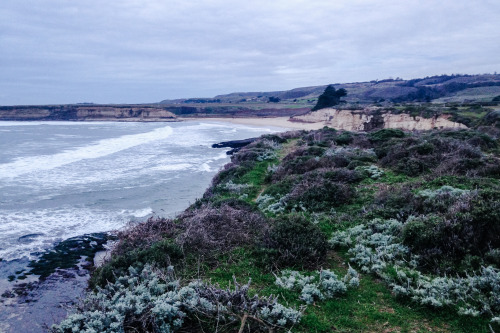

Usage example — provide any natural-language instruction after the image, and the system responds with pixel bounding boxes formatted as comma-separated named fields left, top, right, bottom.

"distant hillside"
left=160, top=73, right=500, bottom=105
left=2, top=73, right=500, bottom=122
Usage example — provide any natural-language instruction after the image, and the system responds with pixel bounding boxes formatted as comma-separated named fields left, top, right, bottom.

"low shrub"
left=368, top=129, right=405, bottom=143
left=261, top=215, right=328, bottom=269
left=372, top=185, right=417, bottom=219
left=410, top=142, right=435, bottom=155
left=56, top=265, right=302, bottom=333
left=335, top=132, right=353, bottom=145
left=90, top=239, right=184, bottom=289
left=400, top=190, right=500, bottom=273
left=287, top=177, right=353, bottom=212
left=209, top=162, right=254, bottom=190
left=302, top=127, right=338, bottom=146
left=113, top=217, right=179, bottom=256
left=260, top=134, right=288, bottom=144
left=275, top=267, right=359, bottom=304
left=322, top=168, right=364, bottom=183
left=355, top=165, right=384, bottom=179
left=481, top=110, right=500, bottom=128
left=415, top=185, right=470, bottom=214
left=304, top=146, right=326, bottom=156
left=401, top=214, right=445, bottom=265
left=396, top=157, right=429, bottom=176
left=176, top=203, right=268, bottom=259
left=264, top=176, right=297, bottom=197
left=434, top=129, right=497, bottom=149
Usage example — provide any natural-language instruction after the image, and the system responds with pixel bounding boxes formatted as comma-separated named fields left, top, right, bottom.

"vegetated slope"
left=53, top=124, right=500, bottom=332
left=3, top=74, right=499, bottom=122
left=160, top=73, right=500, bottom=105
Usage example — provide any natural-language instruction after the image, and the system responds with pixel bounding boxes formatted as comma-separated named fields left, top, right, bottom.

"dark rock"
left=212, top=138, right=257, bottom=155
left=28, top=233, right=111, bottom=278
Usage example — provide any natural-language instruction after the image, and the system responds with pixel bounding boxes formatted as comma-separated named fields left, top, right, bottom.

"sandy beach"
left=179, top=116, right=326, bottom=130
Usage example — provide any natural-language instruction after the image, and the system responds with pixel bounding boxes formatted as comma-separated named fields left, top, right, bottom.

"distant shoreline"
left=180, top=116, right=326, bottom=130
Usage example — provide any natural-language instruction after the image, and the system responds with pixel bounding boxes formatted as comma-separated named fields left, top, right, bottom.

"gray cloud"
left=1, top=0, right=499, bottom=104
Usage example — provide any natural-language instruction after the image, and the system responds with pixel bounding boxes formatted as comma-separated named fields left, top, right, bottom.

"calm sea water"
left=0, top=120, right=283, bottom=262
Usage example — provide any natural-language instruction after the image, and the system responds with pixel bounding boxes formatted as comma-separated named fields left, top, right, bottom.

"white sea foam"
left=0, top=207, right=130, bottom=260
left=0, top=125, right=173, bottom=179
left=152, top=163, right=193, bottom=172
left=0, top=121, right=110, bottom=127
left=119, top=207, right=153, bottom=218
left=0, top=121, right=280, bottom=262
left=199, top=163, right=212, bottom=172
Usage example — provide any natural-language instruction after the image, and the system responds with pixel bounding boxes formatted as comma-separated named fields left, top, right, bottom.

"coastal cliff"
left=50, top=126, right=500, bottom=333
left=0, top=105, right=178, bottom=121
left=0, top=104, right=309, bottom=121
left=290, top=107, right=466, bottom=131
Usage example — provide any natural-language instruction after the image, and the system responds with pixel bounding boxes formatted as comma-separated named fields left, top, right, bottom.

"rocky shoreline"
left=211, top=137, right=258, bottom=154
left=0, top=233, right=112, bottom=333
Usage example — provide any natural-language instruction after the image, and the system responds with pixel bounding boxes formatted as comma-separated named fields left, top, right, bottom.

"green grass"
left=426, top=175, right=500, bottom=190
left=194, top=245, right=493, bottom=333
left=459, top=110, right=488, bottom=119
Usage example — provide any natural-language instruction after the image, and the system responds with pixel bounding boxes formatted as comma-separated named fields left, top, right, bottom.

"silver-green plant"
left=330, top=218, right=500, bottom=322
left=52, top=265, right=302, bottom=333
left=417, top=185, right=469, bottom=199
left=355, top=165, right=384, bottom=179
left=255, top=139, right=281, bottom=161
left=255, top=193, right=288, bottom=214
left=274, top=267, right=359, bottom=305
left=219, top=180, right=252, bottom=193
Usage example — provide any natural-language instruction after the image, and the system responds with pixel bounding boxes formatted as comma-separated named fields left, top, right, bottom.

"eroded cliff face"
left=381, top=113, right=465, bottom=130
left=75, top=107, right=177, bottom=121
left=290, top=108, right=466, bottom=131
left=290, top=109, right=372, bottom=131
left=0, top=106, right=177, bottom=121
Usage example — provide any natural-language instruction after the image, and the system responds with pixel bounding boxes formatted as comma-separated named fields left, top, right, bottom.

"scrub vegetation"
left=53, top=123, right=500, bottom=332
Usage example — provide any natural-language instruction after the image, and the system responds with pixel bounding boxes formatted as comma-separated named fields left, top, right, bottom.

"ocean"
left=0, top=120, right=283, bottom=262
left=0, top=120, right=287, bottom=332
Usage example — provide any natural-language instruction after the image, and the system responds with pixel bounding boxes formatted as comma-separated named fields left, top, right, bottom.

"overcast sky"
left=1, top=0, right=499, bottom=105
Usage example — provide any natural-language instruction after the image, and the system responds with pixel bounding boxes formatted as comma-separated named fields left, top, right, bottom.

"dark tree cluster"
left=311, top=85, right=347, bottom=111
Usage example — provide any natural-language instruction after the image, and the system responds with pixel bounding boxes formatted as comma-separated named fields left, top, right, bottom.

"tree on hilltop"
left=312, top=85, right=347, bottom=111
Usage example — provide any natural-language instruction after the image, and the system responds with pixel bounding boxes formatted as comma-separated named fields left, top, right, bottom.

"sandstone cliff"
left=75, top=107, right=177, bottom=121
left=0, top=106, right=177, bottom=121
left=290, top=108, right=466, bottom=131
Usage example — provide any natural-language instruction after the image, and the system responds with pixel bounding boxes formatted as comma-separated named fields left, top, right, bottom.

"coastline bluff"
left=289, top=107, right=466, bottom=131
left=0, top=105, right=178, bottom=121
